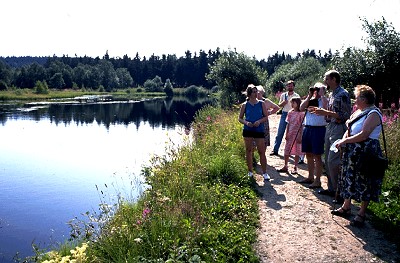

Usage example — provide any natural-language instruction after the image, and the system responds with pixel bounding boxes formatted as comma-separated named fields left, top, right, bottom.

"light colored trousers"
left=324, top=122, right=347, bottom=192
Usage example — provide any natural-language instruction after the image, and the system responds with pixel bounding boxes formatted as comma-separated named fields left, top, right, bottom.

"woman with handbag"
left=331, top=85, right=385, bottom=227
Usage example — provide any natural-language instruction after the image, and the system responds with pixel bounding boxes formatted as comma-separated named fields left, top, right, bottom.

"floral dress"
left=284, top=110, right=304, bottom=156
left=339, top=139, right=383, bottom=202
left=263, top=117, right=270, bottom=146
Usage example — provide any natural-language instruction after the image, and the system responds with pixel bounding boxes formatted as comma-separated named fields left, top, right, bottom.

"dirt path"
left=253, top=114, right=400, bottom=263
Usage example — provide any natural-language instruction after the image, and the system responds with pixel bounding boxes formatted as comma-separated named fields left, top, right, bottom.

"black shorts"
left=243, top=129, right=264, bottom=138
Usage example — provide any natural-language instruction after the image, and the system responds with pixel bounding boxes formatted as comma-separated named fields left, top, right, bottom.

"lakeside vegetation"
left=29, top=106, right=261, bottom=262
left=8, top=17, right=400, bottom=262
left=0, top=87, right=161, bottom=101
left=23, top=104, right=400, bottom=263
left=0, top=86, right=212, bottom=102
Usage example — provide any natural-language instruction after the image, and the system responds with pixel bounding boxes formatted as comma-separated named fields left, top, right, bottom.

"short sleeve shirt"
left=326, top=86, right=351, bottom=124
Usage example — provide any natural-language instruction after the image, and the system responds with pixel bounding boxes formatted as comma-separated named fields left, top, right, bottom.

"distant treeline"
left=0, top=48, right=332, bottom=91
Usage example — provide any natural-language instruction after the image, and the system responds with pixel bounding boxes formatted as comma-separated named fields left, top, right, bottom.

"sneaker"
left=248, top=172, right=253, bottom=177
left=263, top=173, right=270, bottom=180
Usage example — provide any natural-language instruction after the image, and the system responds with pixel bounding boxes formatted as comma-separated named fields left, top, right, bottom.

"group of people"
left=238, top=69, right=385, bottom=227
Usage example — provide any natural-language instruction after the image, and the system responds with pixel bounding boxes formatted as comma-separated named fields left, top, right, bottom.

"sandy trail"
left=253, top=114, right=399, bottom=263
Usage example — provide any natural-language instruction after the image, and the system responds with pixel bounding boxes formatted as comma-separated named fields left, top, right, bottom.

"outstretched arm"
left=265, top=99, right=280, bottom=115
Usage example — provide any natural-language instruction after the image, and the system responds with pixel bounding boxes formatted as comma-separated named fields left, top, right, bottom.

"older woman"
left=239, top=84, right=270, bottom=180
left=331, top=85, right=383, bottom=227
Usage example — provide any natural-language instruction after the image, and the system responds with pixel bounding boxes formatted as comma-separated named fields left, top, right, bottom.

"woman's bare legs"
left=244, top=137, right=254, bottom=173
left=358, top=201, right=369, bottom=217
left=312, top=154, right=323, bottom=186
left=279, top=154, right=289, bottom=171
left=292, top=155, right=299, bottom=173
left=255, top=138, right=267, bottom=173
left=305, top=153, right=315, bottom=181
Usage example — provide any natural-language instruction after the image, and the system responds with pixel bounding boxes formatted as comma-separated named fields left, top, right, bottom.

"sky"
left=2, top=0, right=400, bottom=60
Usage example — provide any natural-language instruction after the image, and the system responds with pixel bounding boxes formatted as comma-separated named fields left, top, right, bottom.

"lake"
left=0, top=97, right=212, bottom=262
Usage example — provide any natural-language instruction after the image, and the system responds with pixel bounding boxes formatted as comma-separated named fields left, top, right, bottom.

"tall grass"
left=36, top=106, right=260, bottom=262
left=369, top=109, right=400, bottom=247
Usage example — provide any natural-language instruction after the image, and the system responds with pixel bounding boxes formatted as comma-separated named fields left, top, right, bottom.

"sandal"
left=331, top=207, right=351, bottom=218
left=350, top=214, right=366, bottom=227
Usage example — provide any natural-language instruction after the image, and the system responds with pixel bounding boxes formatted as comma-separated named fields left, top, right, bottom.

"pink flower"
left=142, top=208, right=151, bottom=218
left=392, top=113, right=399, bottom=121
left=391, top=103, right=396, bottom=109
left=379, top=103, right=383, bottom=109
left=206, top=116, right=211, bottom=122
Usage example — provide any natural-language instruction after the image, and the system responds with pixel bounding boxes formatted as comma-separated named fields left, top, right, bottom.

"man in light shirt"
left=270, top=80, right=300, bottom=156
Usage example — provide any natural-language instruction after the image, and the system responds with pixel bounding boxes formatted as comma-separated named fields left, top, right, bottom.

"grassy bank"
left=26, top=106, right=400, bottom=262
left=34, top=106, right=260, bottom=262
left=368, top=110, right=400, bottom=247
left=0, top=88, right=163, bottom=101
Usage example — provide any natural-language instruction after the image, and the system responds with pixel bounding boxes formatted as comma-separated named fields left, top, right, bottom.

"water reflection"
left=0, top=97, right=213, bottom=263
left=1, top=97, right=214, bottom=129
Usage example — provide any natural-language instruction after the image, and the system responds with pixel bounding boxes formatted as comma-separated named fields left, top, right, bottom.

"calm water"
left=0, top=97, right=211, bottom=262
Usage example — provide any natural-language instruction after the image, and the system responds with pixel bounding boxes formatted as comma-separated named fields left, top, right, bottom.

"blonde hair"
left=354, top=85, right=375, bottom=105
left=314, top=82, right=327, bottom=93
left=256, top=85, right=265, bottom=94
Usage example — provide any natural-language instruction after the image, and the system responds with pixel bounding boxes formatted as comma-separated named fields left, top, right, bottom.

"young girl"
left=277, top=97, right=304, bottom=174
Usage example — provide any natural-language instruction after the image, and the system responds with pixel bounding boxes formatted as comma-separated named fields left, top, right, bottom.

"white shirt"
left=279, top=92, right=300, bottom=112
left=350, top=109, right=382, bottom=139
left=304, top=98, right=327, bottom=126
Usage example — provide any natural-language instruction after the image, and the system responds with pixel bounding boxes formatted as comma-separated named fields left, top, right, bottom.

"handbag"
left=350, top=108, right=389, bottom=179
left=358, top=151, right=388, bottom=179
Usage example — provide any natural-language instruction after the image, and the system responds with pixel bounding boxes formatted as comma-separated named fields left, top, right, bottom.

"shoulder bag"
left=349, top=109, right=389, bottom=179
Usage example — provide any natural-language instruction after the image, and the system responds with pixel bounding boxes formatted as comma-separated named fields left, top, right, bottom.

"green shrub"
left=369, top=111, right=400, bottom=248
left=34, top=80, right=49, bottom=94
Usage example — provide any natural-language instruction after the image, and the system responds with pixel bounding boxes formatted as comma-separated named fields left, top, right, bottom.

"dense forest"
left=0, top=48, right=332, bottom=92
left=0, top=18, right=399, bottom=109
